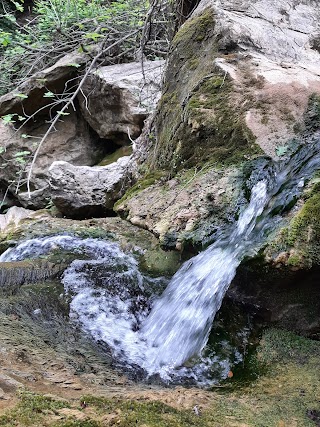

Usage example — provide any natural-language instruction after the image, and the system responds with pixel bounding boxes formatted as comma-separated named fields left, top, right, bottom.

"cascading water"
left=2, top=140, right=320, bottom=385
left=129, top=181, right=268, bottom=378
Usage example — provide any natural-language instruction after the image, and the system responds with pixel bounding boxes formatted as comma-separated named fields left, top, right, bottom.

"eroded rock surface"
left=49, top=156, right=133, bottom=218
left=78, top=60, right=164, bottom=144
left=115, top=166, right=243, bottom=248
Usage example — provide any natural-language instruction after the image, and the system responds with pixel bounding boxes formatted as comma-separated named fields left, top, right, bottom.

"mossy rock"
left=149, top=8, right=262, bottom=174
left=0, top=216, right=181, bottom=277
left=1, top=328, right=320, bottom=427
left=263, top=179, right=320, bottom=269
left=114, top=171, right=166, bottom=211
left=98, top=146, right=132, bottom=166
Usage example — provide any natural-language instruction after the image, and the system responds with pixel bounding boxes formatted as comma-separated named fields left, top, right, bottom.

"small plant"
left=276, top=145, right=288, bottom=157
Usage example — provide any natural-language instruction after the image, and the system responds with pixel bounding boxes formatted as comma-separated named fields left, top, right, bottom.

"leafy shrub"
left=0, top=0, right=172, bottom=95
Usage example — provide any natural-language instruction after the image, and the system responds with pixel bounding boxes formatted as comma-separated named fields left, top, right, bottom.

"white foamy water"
left=0, top=182, right=268, bottom=383
left=2, top=139, right=320, bottom=384
left=64, top=181, right=268, bottom=381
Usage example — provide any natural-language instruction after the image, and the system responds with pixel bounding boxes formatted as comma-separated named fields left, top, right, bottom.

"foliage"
left=0, top=0, right=188, bottom=206
left=0, top=391, right=70, bottom=426
left=0, top=0, right=174, bottom=95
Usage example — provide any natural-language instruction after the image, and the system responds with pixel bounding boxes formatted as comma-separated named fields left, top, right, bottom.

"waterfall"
left=133, top=181, right=268, bottom=376
left=1, top=141, right=320, bottom=384
left=0, top=183, right=268, bottom=382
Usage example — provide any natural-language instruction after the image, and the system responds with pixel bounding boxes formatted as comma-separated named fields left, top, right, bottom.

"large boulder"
left=0, top=52, right=87, bottom=119
left=150, top=0, right=320, bottom=170
left=78, top=60, right=165, bottom=144
left=0, top=114, right=108, bottom=209
left=117, top=0, right=320, bottom=248
left=0, top=57, right=165, bottom=210
left=49, top=156, right=133, bottom=218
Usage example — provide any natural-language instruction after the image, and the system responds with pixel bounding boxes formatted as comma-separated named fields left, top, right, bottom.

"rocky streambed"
left=0, top=208, right=319, bottom=426
left=0, top=0, right=320, bottom=425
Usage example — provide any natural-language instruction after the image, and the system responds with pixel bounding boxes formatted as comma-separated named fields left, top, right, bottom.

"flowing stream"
left=1, top=141, right=320, bottom=384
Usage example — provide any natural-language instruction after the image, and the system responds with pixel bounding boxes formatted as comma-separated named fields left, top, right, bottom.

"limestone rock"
left=193, top=0, right=320, bottom=157
left=49, top=156, right=133, bottom=217
left=78, top=60, right=164, bottom=143
left=0, top=112, right=108, bottom=209
left=115, top=166, right=242, bottom=247
left=0, top=52, right=87, bottom=119
left=0, top=206, right=49, bottom=233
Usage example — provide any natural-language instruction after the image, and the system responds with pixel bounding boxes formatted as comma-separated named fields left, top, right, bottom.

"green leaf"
left=1, top=114, right=16, bottom=124
left=84, top=32, right=103, bottom=41
left=0, top=147, right=5, bottom=155
left=43, top=91, right=55, bottom=98
left=21, top=134, right=31, bottom=139
left=14, top=151, right=31, bottom=157
left=68, top=63, right=81, bottom=68
left=10, top=1, right=24, bottom=12
left=57, top=111, right=70, bottom=116
left=276, top=146, right=288, bottom=157
left=15, top=157, right=27, bottom=164
left=0, top=32, right=12, bottom=47
left=15, top=93, right=29, bottom=99
left=17, top=116, right=26, bottom=121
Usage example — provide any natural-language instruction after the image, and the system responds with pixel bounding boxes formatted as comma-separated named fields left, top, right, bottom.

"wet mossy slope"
left=150, top=9, right=262, bottom=173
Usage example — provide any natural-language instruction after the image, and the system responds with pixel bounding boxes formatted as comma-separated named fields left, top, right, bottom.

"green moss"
left=188, top=58, right=200, bottom=70
left=284, top=189, right=320, bottom=266
left=114, top=171, right=165, bottom=209
left=0, top=391, right=69, bottom=426
left=2, top=336, right=320, bottom=427
left=150, top=8, right=262, bottom=175
left=257, top=328, right=320, bottom=365
left=304, top=93, right=320, bottom=134
left=79, top=396, right=206, bottom=427
left=172, top=9, right=214, bottom=48
left=264, top=179, right=320, bottom=268
left=53, top=421, right=100, bottom=427
left=140, top=248, right=181, bottom=276
left=98, top=146, right=132, bottom=166
left=287, top=254, right=303, bottom=267
left=81, top=348, right=320, bottom=427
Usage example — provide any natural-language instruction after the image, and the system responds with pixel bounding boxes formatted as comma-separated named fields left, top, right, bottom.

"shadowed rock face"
left=229, top=264, right=320, bottom=340
left=0, top=113, right=109, bottom=210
